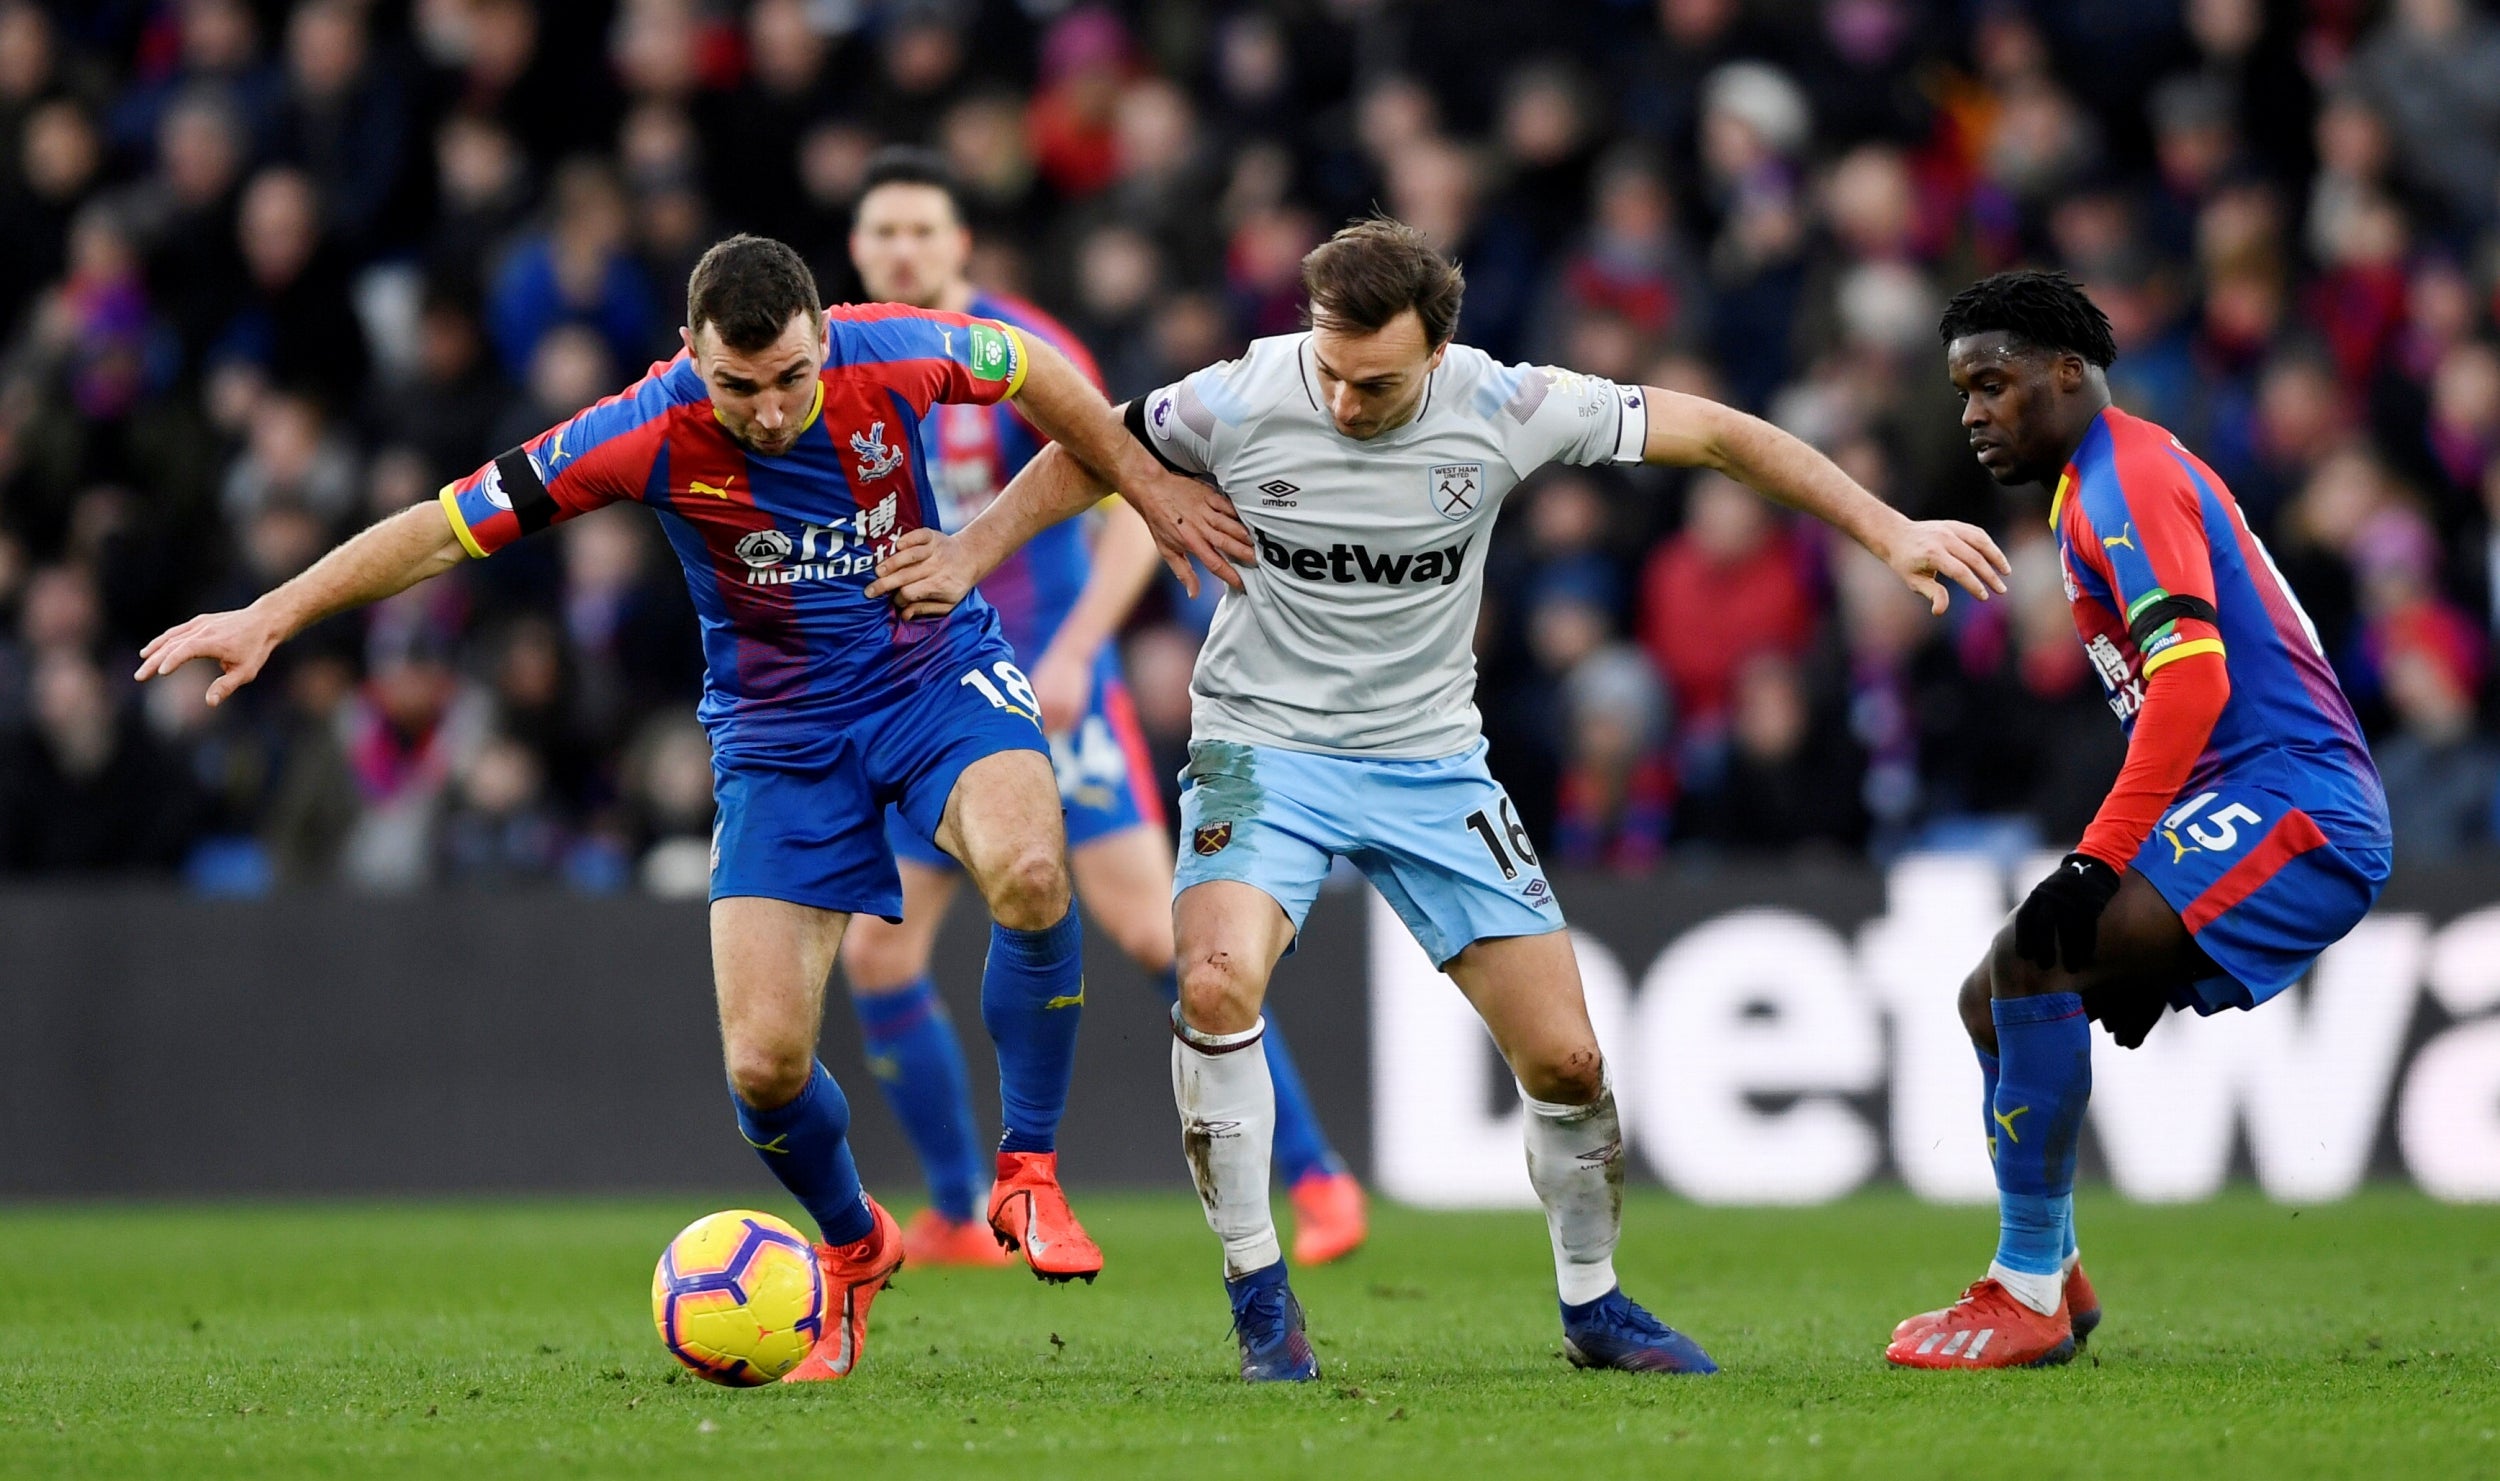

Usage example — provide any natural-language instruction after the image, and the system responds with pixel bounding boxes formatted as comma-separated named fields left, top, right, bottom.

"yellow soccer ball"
left=652, top=1210, right=824, bottom=1386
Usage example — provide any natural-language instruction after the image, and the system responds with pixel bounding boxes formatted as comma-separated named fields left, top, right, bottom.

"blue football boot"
left=1225, top=1261, right=1320, bottom=1382
left=1560, top=1287, right=1718, bottom=1374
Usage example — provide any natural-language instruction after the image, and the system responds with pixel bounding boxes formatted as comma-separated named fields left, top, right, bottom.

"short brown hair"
left=687, top=234, right=821, bottom=353
left=1301, top=216, right=1466, bottom=348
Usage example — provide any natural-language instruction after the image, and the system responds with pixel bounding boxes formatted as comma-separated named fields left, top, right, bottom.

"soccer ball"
left=651, top=1210, right=825, bottom=1386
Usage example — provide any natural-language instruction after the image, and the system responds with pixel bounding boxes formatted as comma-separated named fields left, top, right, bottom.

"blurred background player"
left=135, top=234, right=1222, bottom=1377
left=1893, top=272, right=2392, bottom=1370
left=873, top=217, right=2008, bottom=1382
left=839, top=149, right=1365, bottom=1270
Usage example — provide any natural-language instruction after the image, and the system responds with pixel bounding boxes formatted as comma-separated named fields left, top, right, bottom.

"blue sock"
left=1989, top=994, right=2090, bottom=1279
left=983, top=910, right=1084, bottom=1154
left=733, top=1061, right=875, bottom=1247
left=1152, top=968, right=1341, bottom=1186
left=1981, top=1043, right=2075, bottom=1259
left=853, top=979, right=983, bottom=1222
left=1976, top=1047, right=2001, bottom=1164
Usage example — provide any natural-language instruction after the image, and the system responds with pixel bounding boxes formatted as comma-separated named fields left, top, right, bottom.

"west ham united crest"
left=1428, top=462, right=1483, bottom=520
left=1192, top=822, right=1233, bottom=856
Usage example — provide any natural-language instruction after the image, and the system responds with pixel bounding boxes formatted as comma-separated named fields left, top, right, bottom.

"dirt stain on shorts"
left=1184, top=741, right=1265, bottom=860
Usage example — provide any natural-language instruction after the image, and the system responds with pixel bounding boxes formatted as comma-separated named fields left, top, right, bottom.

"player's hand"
left=135, top=604, right=286, bottom=706
left=1120, top=455, right=1253, bottom=599
left=2086, top=984, right=2168, bottom=1050
left=1880, top=518, right=2010, bottom=615
left=2013, top=852, right=2121, bottom=972
left=867, top=528, right=979, bottom=619
left=1027, top=642, right=1094, bottom=735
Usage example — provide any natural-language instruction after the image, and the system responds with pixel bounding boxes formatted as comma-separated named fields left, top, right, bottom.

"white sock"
left=1988, top=1261, right=2065, bottom=1316
left=1171, top=1010, right=1280, bottom=1279
left=1522, top=1080, right=1624, bottom=1307
left=2064, top=1247, right=2082, bottom=1276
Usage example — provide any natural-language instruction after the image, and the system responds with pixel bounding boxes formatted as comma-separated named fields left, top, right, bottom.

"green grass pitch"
left=3, top=1190, right=2496, bottom=1479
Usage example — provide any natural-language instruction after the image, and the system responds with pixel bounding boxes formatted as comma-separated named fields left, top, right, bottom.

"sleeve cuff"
left=437, top=484, right=488, bottom=560
left=1610, top=384, right=1648, bottom=463
left=1001, top=325, right=1030, bottom=398
left=2140, top=636, right=2224, bottom=677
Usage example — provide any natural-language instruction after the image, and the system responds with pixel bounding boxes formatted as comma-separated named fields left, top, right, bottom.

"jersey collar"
left=2047, top=407, right=2119, bottom=529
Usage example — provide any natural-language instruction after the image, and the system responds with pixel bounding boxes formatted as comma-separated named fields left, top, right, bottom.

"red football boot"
left=1288, top=1170, right=1368, bottom=1266
left=781, top=1196, right=904, bottom=1383
left=900, top=1208, right=1013, bottom=1268
left=1884, top=1278, right=2074, bottom=1369
left=986, top=1151, right=1103, bottom=1283
left=1894, top=1261, right=2101, bottom=1348
left=2066, top=1261, right=2101, bottom=1347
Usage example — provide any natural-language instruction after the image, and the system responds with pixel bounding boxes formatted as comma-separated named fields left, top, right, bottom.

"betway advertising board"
left=1370, top=857, right=2500, bottom=1207
left=1, top=871, right=2492, bottom=1200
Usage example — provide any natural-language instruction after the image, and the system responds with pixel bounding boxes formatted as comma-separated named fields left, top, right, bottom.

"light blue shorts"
left=1173, top=737, right=1565, bottom=967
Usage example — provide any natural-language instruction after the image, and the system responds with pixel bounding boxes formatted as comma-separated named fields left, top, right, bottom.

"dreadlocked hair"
left=1936, top=269, right=2117, bottom=368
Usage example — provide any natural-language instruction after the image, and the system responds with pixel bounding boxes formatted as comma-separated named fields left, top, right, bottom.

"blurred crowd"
left=5, top=0, right=2500, bottom=890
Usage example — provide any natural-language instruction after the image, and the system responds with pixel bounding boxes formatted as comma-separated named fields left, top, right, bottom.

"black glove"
left=2013, top=853, right=2121, bottom=972
left=2086, top=986, right=2168, bottom=1050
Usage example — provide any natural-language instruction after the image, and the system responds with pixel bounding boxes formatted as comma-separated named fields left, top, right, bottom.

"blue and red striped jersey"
left=2052, top=406, right=2390, bottom=849
left=438, top=304, right=1032, bottom=739
left=919, top=291, right=1103, bottom=662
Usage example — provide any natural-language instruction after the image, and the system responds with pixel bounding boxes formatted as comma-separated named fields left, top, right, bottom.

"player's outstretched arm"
left=869, top=440, right=1107, bottom=620
left=1639, top=387, right=2011, bottom=614
left=136, top=501, right=469, bottom=705
left=1007, top=338, right=1251, bottom=596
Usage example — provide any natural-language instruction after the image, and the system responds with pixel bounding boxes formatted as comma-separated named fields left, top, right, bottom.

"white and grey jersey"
left=1137, top=334, right=1648, bottom=758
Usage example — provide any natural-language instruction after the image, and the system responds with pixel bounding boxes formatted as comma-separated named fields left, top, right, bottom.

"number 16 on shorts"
left=1464, top=796, right=1539, bottom=880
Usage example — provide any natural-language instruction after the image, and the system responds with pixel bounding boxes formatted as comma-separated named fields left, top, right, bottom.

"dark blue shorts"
left=886, top=650, right=1165, bottom=870
left=2131, top=777, right=2391, bottom=1015
left=709, top=643, right=1048, bottom=920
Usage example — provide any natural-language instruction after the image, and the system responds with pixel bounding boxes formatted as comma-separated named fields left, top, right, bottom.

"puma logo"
left=691, top=477, right=736, bottom=500
left=2102, top=525, right=2136, bottom=551
left=2162, top=827, right=2200, bottom=865
left=1992, top=1105, right=2029, bottom=1145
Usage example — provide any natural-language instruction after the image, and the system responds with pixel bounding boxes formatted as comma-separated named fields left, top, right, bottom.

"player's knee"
left=1104, top=912, right=1173, bottom=975
left=1176, top=950, right=1263, bottom=1037
left=1518, top=1043, right=1606, bottom=1106
left=1958, top=965, right=1998, bottom=1050
left=1985, top=926, right=2054, bottom=1000
left=983, top=846, right=1071, bottom=931
left=725, top=1042, right=813, bottom=1110
left=842, top=933, right=924, bottom=994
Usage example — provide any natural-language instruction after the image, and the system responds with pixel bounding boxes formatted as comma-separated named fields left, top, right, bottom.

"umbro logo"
left=1258, top=479, right=1299, bottom=507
